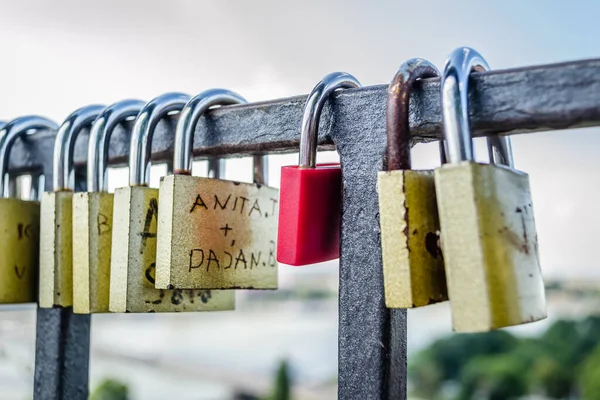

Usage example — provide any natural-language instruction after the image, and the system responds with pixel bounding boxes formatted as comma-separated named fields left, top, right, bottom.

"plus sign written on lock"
left=155, top=176, right=280, bottom=290
left=220, top=223, right=232, bottom=237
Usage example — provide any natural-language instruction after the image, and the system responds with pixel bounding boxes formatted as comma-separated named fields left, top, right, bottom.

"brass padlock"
left=155, top=89, right=279, bottom=290
left=40, top=105, right=105, bottom=308
left=72, top=100, right=144, bottom=314
left=378, top=59, right=448, bottom=308
left=109, top=93, right=235, bottom=312
left=0, top=117, right=58, bottom=303
left=435, top=47, right=546, bottom=332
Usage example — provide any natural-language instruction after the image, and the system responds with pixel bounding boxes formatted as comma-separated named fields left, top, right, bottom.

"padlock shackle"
left=0, top=117, right=57, bottom=199
left=0, top=116, right=58, bottom=199
left=252, top=154, right=268, bottom=185
left=386, top=59, right=440, bottom=171
left=87, top=100, right=145, bottom=192
left=299, top=72, right=361, bottom=169
left=487, top=135, right=514, bottom=168
left=173, top=89, right=247, bottom=178
left=54, top=105, right=106, bottom=192
left=129, top=93, right=190, bottom=187
left=441, top=47, right=514, bottom=167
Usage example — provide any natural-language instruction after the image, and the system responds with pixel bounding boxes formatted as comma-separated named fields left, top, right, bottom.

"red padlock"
left=277, top=72, right=361, bottom=265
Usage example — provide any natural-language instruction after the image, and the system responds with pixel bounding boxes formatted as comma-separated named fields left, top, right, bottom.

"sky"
left=1, top=0, right=599, bottom=279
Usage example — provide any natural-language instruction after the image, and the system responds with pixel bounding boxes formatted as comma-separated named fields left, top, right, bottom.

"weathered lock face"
left=39, top=191, right=73, bottom=308
left=72, top=192, right=113, bottom=313
left=0, top=197, right=40, bottom=303
left=156, top=175, right=279, bottom=290
left=435, top=162, right=546, bottom=332
left=378, top=169, right=447, bottom=308
left=109, top=185, right=235, bottom=312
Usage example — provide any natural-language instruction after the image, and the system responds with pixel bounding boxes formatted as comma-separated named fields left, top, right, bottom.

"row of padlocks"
left=0, top=47, right=546, bottom=332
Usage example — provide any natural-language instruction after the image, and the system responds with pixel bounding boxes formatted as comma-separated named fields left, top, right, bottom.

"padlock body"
left=72, top=192, right=113, bottom=314
left=39, top=191, right=73, bottom=308
left=110, top=186, right=234, bottom=312
left=0, top=198, right=40, bottom=303
left=277, top=164, right=341, bottom=266
left=378, top=169, right=447, bottom=308
left=156, top=175, right=279, bottom=289
left=435, top=162, right=546, bottom=332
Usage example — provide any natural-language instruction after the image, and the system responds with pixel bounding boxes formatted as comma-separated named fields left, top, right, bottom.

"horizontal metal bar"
left=6, top=58, right=600, bottom=175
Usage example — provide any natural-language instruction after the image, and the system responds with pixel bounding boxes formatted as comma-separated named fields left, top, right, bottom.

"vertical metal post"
left=332, top=89, right=407, bottom=399
left=34, top=141, right=90, bottom=400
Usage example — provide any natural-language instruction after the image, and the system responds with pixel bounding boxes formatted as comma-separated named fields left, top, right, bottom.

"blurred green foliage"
left=90, top=378, right=129, bottom=400
left=264, top=359, right=291, bottom=400
left=409, top=316, right=600, bottom=399
left=92, top=361, right=292, bottom=400
left=580, top=344, right=600, bottom=400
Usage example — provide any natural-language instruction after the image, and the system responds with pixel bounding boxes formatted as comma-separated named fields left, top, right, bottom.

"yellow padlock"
left=435, top=47, right=546, bottom=332
left=378, top=59, right=448, bottom=308
left=39, top=105, right=105, bottom=308
left=72, top=100, right=144, bottom=314
left=0, top=117, right=57, bottom=303
left=109, top=93, right=234, bottom=312
left=155, top=89, right=279, bottom=290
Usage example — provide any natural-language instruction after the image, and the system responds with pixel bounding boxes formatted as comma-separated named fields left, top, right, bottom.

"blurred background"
left=1, top=0, right=600, bottom=399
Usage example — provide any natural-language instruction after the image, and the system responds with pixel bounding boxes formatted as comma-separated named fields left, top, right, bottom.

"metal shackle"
left=53, top=105, right=106, bottom=191
left=173, top=88, right=248, bottom=181
left=87, top=100, right=145, bottom=192
left=0, top=116, right=58, bottom=199
left=299, top=72, right=361, bottom=169
left=129, top=93, right=190, bottom=187
left=387, top=58, right=442, bottom=170
left=441, top=47, right=514, bottom=167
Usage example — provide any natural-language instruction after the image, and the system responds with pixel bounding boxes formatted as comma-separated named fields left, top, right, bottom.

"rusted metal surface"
left=6, top=59, right=600, bottom=174
left=386, top=59, right=440, bottom=171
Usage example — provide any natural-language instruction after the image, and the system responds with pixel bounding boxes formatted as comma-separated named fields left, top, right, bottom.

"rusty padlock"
left=435, top=47, right=547, bottom=332
left=378, top=58, right=448, bottom=308
left=155, top=89, right=279, bottom=290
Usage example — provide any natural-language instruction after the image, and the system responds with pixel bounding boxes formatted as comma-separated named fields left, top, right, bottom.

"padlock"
left=435, top=47, right=546, bottom=332
left=39, top=105, right=106, bottom=308
left=155, top=89, right=279, bottom=290
left=109, top=93, right=234, bottom=312
left=0, top=116, right=58, bottom=303
left=277, top=72, right=360, bottom=266
left=72, top=100, right=144, bottom=314
left=378, top=59, right=448, bottom=308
